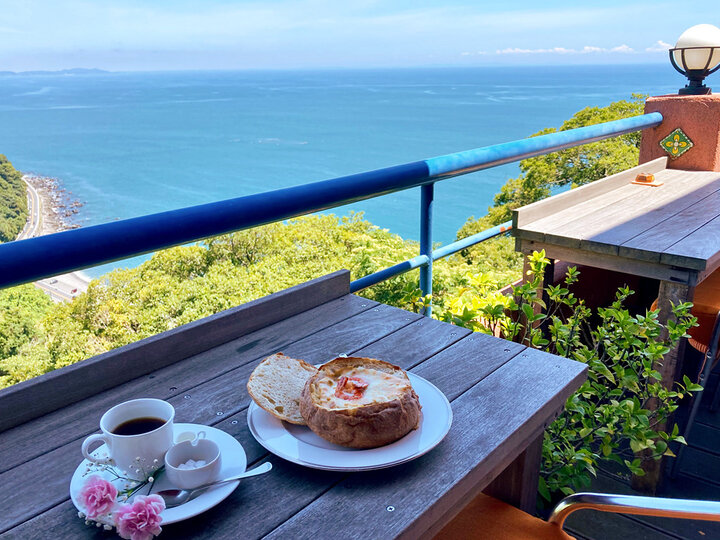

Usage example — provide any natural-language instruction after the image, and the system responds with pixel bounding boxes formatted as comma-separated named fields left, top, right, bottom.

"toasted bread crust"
left=247, top=352, right=318, bottom=425
left=300, top=357, right=421, bottom=448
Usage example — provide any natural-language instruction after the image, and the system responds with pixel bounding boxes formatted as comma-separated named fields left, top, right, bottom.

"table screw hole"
left=450, top=332, right=456, bottom=336
left=386, top=506, right=395, bottom=512
left=361, top=304, right=366, bottom=307
left=216, top=411, right=223, bottom=416
left=184, top=395, right=191, bottom=399
left=169, top=386, right=177, bottom=391
left=148, top=375, right=155, bottom=379
left=503, top=348, right=510, bottom=352
left=231, top=420, right=238, bottom=425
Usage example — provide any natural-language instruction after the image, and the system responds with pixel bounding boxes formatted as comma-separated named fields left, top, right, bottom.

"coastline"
left=21, top=174, right=91, bottom=299
left=22, top=174, right=83, bottom=236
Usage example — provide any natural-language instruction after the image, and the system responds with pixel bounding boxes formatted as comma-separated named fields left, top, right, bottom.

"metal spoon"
left=156, top=462, right=273, bottom=508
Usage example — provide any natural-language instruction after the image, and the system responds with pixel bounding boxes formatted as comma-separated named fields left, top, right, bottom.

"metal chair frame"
left=549, top=492, right=720, bottom=529
left=670, top=308, right=720, bottom=478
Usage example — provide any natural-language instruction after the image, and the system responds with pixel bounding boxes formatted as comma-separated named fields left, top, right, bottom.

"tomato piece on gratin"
left=334, top=376, right=368, bottom=400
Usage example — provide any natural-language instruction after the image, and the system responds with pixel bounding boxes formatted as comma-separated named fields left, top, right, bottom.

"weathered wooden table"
left=0, top=271, right=585, bottom=539
left=514, top=158, right=720, bottom=287
left=513, top=156, right=720, bottom=490
left=514, top=156, right=720, bottom=381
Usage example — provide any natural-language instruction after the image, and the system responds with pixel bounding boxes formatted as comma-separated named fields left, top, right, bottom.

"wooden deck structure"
left=0, top=271, right=587, bottom=539
left=513, top=156, right=720, bottom=490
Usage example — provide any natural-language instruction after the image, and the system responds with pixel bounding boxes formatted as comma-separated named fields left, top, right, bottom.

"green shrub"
left=427, top=250, right=699, bottom=500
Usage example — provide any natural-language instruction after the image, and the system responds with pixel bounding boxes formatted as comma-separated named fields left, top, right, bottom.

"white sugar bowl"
left=164, top=438, right=222, bottom=489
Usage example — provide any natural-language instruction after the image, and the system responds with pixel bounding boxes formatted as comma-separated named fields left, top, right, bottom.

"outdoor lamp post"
left=669, top=24, right=720, bottom=95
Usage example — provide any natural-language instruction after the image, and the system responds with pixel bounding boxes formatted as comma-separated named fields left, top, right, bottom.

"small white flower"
left=78, top=511, right=85, bottom=519
left=148, top=476, right=154, bottom=483
left=103, top=524, right=112, bottom=531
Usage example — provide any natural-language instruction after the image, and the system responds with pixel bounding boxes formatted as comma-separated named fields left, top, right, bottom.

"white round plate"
left=70, top=423, right=247, bottom=525
left=247, top=372, right=452, bottom=471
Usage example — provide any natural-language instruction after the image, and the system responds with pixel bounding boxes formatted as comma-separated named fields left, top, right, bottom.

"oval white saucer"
left=247, top=372, right=452, bottom=471
left=70, top=423, right=246, bottom=525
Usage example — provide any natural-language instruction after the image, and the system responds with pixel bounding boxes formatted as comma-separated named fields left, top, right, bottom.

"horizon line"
left=1, top=61, right=671, bottom=75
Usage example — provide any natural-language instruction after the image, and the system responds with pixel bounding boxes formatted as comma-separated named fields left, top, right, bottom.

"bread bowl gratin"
left=299, top=357, right=422, bottom=449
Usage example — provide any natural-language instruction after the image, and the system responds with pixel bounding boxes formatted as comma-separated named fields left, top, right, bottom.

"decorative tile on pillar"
left=659, top=128, right=694, bottom=159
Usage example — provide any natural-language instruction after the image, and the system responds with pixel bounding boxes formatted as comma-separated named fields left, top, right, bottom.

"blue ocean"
left=0, top=64, right=679, bottom=276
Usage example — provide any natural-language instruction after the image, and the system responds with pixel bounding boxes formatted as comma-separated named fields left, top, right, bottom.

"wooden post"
left=631, top=279, right=691, bottom=493
left=483, top=433, right=544, bottom=513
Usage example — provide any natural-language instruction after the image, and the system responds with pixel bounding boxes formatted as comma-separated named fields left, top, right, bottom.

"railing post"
left=420, top=182, right=434, bottom=316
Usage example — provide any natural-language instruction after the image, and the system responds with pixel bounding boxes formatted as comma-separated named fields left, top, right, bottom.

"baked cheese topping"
left=315, top=366, right=411, bottom=409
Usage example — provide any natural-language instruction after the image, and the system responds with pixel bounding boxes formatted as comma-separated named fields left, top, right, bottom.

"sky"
left=0, top=1, right=719, bottom=72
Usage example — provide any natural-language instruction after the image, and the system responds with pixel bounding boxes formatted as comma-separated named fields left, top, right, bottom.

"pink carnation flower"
left=114, top=494, right=165, bottom=540
left=79, top=476, right=118, bottom=519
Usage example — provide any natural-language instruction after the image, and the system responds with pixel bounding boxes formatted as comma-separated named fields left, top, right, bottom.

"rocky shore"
left=22, top=174, right=83, bottom=236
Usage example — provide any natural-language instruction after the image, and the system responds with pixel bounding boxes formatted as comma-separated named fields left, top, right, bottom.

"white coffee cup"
left=81, top=398, right=175, bottom=480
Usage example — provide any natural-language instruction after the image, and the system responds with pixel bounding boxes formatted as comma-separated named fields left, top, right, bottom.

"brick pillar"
left=639, top=94, right=720, bottom=171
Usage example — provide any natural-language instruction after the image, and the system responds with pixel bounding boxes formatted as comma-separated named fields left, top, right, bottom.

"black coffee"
left=112, top=417, right=166, bottom=436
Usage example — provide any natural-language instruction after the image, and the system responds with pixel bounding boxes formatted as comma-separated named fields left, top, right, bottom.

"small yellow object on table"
left=631, top=172, right=664, bottom=186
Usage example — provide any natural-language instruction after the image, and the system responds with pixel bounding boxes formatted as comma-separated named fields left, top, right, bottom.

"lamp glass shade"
left=673, top=24, right=720, bottom=70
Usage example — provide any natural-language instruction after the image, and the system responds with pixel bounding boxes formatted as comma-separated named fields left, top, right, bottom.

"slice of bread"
left=247, top=352, right=318, bottom=425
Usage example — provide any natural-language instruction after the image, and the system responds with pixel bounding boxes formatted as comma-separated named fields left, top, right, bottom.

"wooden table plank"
left=514, top=170, right=720, bottom=269
left=538, top=170, right=709, bottom=255
left=661, top=211, right=720, bottom=272
left=264, top=349, right=586, bottom=540
left=620, top=181, right=720, bottom=261
left=577, top=171, right=720, bottom=256
left=411, top=333, right=526, bottom=401
left=281, top=303, right=421, bottom=362
left=516, top=169, right=690, bottom=248
left=0, top=294, right=377, bottom=474
left=518, top=182, right=643, bottom=248
left=353, top=315, right=473, bottom=370
left=513, top=158, right=667, bottom=229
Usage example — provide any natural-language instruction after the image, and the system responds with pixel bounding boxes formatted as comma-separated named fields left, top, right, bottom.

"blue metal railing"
left=0, top=112, right=663, bottom=310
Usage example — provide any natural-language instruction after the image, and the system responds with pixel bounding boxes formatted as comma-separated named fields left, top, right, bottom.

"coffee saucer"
left=70, top=423, right=246, bottom=525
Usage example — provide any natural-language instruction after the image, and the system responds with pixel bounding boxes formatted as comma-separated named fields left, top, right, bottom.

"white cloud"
left=497, top=48, right=543, bottom=54
left=496, top=47, right=576, bottom=54
left=496, top=45, right=638, bottom=55
left=646, top=40, right=672, bottom=52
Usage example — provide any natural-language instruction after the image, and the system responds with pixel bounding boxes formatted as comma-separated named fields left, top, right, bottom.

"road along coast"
left=21, top=174, right=90, bottom=302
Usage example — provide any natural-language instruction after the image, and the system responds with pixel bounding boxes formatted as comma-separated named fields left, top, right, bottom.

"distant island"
left=0, top=68, right=109, bottom=76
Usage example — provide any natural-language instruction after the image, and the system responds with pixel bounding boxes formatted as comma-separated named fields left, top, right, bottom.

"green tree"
left=0, top=155, right=29, bottom=242
left=0, top=285, right=52, bottom=358
left=455, top=95, right=646, bottom=278
left=0, top=213, right=463, bottom=387
left=485, top=94, right=646, bottom=226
